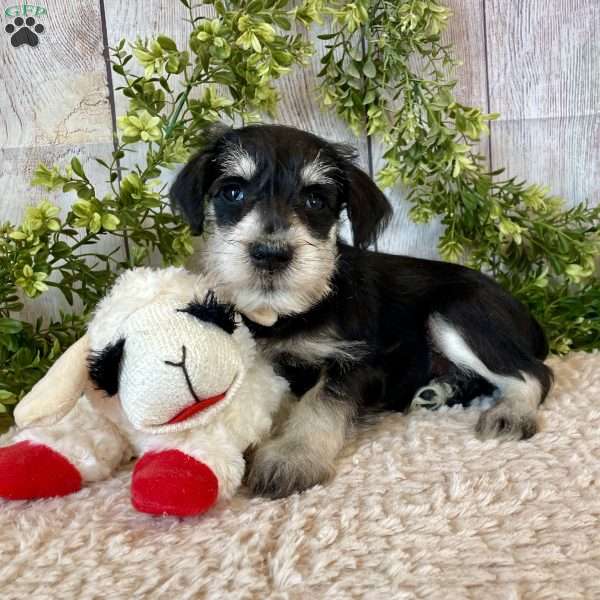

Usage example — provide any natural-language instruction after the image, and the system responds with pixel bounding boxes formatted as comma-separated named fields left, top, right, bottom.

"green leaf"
left=247, top=0, right=263, bottom=12
left=51, top=241, right=72, bottom=258
left=362, top=59, right=376, bottom=78
left=0, top=319, right=24, bottom=335
left=346, top=62, right=361, bottom=79
left=274, top=16, right=291, bottom=30
left=157, top=35, right=177, bottom=51
left=71, top=157, right=86, bottom=179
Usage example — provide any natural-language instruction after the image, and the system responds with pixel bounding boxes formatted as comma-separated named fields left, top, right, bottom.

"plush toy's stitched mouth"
left=167, top=390, right=228, bottom=424
left=164, top=344, right=229, bottom=425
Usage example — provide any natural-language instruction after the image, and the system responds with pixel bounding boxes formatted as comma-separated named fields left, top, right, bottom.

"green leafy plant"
left=1, top=0, right=598, bottom=423
left=0, top=0, right=314, bottom=422
left=316, top=0, right=600, bottom=353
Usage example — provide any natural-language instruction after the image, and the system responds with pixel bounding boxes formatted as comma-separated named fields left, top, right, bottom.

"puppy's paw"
left=411, top=381, right=454, bottom=410
left=475, top=404, right=538, bottom=441
left=245, top=438, right=333, bottom=499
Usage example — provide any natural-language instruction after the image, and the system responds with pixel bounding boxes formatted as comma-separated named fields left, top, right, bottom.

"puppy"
left=170, top=124, right=553, bottom=498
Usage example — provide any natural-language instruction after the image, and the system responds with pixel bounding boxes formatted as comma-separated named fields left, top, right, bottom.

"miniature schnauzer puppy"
left=170, top=124, right=553, bottom=498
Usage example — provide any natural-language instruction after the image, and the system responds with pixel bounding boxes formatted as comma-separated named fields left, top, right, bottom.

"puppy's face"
left=171, top=125, right=391, bottom=316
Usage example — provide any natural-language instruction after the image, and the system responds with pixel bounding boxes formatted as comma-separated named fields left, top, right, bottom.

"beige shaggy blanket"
left=1, top=352, right=599, bottom=599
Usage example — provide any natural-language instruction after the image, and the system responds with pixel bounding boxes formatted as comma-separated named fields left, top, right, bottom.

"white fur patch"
left=428, top=315, right=543, bottom=417
left=199, top=208, right=338, bottom=317
left=261, top=326, right=368, bottom=366
left=300, top=155, right=337, bottom=187
left=411, top=382, right=454, bottom=410
left=220, top=143, right=256, bottom=180
left=88, top=266, right=203, bottom=351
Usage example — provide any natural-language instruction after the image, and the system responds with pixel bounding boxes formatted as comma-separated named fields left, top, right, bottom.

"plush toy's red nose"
left=167, top=390, right=228, bottom=424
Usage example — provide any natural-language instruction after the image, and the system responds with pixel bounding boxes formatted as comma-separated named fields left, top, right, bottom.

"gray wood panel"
left=486, top=0, right=600, bottom=205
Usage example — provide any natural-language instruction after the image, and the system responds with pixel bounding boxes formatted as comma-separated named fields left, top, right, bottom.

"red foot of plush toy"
left=0, top=441, right=82, bottom=500
left=131, top=450, right=219, bottom=517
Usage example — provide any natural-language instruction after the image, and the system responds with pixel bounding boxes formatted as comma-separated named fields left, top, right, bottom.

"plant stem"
left=165, top=84, right=193, bottom=138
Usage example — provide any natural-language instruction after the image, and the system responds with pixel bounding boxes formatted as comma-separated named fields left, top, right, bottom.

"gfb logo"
left=4, top=4, right=46, bottom=47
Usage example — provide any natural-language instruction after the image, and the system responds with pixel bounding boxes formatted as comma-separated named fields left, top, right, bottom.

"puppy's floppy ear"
left=88, top=338, right=125, bottom=397
left=334, top=144, right=393, bottom=249
left=345, top=165, right=393, bottom=249
left=170, top=123, right=231, bottom=235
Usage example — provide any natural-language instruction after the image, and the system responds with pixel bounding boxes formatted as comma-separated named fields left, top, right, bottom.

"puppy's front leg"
left=245, top=375, right=357, bottom=498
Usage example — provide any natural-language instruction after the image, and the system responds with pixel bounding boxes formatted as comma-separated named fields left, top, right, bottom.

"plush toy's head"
left=13, top=268, right=260, bottom=432
left=88, top=292, right=246, bottom=434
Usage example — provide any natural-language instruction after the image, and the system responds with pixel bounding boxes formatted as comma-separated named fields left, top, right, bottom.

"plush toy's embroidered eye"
left=88, top=338, right=125, bottom=396
left=178, top=292, right=237, bottom=334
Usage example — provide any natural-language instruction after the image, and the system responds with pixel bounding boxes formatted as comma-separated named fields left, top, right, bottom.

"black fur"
left=243, top=244, right=553, bottom=413
left=88, top=338, right=125, bottom=396
left=178, top=292, right=237, bottom=334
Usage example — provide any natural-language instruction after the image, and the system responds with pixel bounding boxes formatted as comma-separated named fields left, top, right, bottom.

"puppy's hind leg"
left=429, top=315, right=553, bottom=440
left=412, top=367, right=497, bottom=411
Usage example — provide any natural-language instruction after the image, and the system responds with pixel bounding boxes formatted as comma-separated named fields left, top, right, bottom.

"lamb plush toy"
left=0, top=267, right=288, bottom=516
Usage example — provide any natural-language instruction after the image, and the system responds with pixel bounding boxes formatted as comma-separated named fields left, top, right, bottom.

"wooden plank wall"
left=1, top=0, right=598, bottom=320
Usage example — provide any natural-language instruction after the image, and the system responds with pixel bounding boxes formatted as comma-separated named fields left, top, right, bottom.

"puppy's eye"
left=220, top=183, right=245, bottom=203
left=305, top=193, right=325, bottom=210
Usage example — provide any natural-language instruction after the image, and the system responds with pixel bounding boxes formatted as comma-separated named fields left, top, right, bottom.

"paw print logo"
left=5, top=17, right=45, bottom=47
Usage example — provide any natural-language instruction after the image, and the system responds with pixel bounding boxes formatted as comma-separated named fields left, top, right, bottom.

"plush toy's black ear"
left=178, top=292, right=237, bottom=334
left=333, top=144, right=393, bottom=249
left=170, top=124, right=231, bottom=235
left=87, top=338, right=125, bottom=396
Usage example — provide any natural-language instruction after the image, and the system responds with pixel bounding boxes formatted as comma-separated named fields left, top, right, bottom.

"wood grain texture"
left=0, top=72, right=112, bottom=149
left=0, top=0, right=113, bottom=149
left=486, top=0, right=600, bottom=205
left=103, top=0, right=191, bottom=47
left=0, top=0, right=115, bottom=320
left=376, top=0, right=488, bottom=257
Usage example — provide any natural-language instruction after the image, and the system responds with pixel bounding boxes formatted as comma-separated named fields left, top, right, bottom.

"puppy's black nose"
left=249, top=242, right=293, bottom=271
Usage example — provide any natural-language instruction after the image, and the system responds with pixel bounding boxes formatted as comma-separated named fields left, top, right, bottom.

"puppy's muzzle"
left=249, top=241, right=293, bottom=272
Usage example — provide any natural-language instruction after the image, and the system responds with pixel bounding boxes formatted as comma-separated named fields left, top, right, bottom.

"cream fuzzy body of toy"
left=0, top=267, right=289, bottom=516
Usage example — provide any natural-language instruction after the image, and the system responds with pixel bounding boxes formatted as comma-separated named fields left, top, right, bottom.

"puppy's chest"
left=255, top=332, right=342, bottom=397
left=256, top=328, right=366, bottom=367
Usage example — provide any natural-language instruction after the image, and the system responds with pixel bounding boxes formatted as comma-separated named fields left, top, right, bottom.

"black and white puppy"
left=170, top=124, right=553, bottom=498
